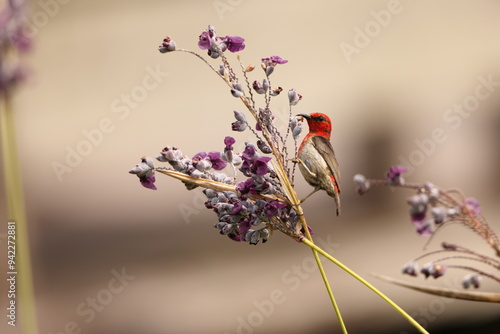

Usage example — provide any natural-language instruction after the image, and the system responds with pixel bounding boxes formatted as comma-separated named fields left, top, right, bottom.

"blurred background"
left=1, top=0, right=500, bottom=333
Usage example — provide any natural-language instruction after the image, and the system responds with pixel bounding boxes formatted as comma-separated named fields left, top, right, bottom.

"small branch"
left=373, top=274, right=500, bottom=303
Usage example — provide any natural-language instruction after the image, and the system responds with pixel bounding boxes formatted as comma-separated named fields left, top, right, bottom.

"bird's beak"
left=296, top=113, right=311, bottom=121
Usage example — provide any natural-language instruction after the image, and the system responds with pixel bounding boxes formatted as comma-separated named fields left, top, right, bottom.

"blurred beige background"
left=1, top=0, right=500, bottom=333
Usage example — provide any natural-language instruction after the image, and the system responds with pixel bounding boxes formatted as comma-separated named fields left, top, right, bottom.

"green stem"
left=1, top=96, right=38, bottom=334
left=300, top=238, right=429, bottom=334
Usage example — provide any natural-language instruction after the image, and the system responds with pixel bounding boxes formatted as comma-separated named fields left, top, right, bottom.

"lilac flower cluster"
left=207, top=139, right=299, bottom=244
left=354, top=166, right=500, bottom=289
left=132, top=25, right=308, bottom=245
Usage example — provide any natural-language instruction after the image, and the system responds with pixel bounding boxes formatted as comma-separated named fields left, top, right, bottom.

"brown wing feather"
left=311, top=135, right=341, bottom=192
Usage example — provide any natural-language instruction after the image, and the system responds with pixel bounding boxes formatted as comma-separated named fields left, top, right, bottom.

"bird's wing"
left=311, top=135, right=341, bottom=192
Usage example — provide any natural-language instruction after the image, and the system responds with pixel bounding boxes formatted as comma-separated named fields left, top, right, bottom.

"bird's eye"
left=317, top=116, right=325, bottom=122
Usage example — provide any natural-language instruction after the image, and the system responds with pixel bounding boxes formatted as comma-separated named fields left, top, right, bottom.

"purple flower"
left=251, top=157, right=271, bottom=176
left=264, top=201, right=287, bottom=217
left=387, top=165, right=408, bottom=185
left=224, top=136, right=236, bottom=147
left=221, top=35, right=245, bottom=52
left=464, top=197, right=481, bottom=216
left=228, top=233, right=245, bottom=242
left=262, top=56, right=288, bottom=65
left=140, top=174, right=157, bottom=190
left=238, top=219, right=252, bottom=235
left=208, top=151, right=227, bottom=170
left=414, top=219, right=434, bottom=236
left=198, top=30, right=212, bottom=50
left=236, top=178, right=254, bottom=195
left=242, top=144, right=258, bottom=162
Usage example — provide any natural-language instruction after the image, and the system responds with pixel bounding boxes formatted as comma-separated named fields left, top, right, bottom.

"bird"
left=296, top=113, right=341, bottom=215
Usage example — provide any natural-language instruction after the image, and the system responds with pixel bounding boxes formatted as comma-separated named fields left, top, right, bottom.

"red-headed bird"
left=296, top=113, right=341, bottom=215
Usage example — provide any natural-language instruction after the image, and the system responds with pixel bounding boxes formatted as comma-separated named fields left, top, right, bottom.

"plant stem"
left=1, top=96, right=38, bottom=334
left=300, top=238, right=429, bottom=334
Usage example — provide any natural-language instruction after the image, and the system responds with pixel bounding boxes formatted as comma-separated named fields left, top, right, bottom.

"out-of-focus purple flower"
left=221, top=35, right=245, bottom=52
left=407, top=193, right=428, bottom=223
left=129, top=156, right=157, bottom=190
left=414, top=219, right=434, bottom=236
left=401, top=261, right=419, bottom=277
left=421, top=262, right=446, bottom=279
left=198, top=30, right=212, bottom=50
left=387, top=165, right=408, bottom=185
left=353, top=174, right=370, bottom=195
left=462, top=273, right=481, bottom=289
left=464, top=197, right=481, bottom=217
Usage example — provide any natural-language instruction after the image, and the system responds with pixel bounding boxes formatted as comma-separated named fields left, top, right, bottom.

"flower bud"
left=159, top=36, right=176, bottom=53
left=231, top=89, right=244, bottom=98
left=257, top=140, right=272, bottom=154
left=245, top=230, right=260, bottom=245
left=233, top=110, right=247, bottom=122
left=431, top=206, right=447, bottom=224
left=195, top=158, right=212, bottom=172
left=218, top=65, right=226, bottom=76
left=264, top=65, right=274, bottom=76
left=288, top=88, right=302, bottom=106
left=232, top=121, right=247, bottom=132
left=262, top=78, right=269, bottom=91
left=252, top=80, right=266, bottom=94
left=270, top=87, right=282, bottom=96
left=292, top=122, right=302, bottom=140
